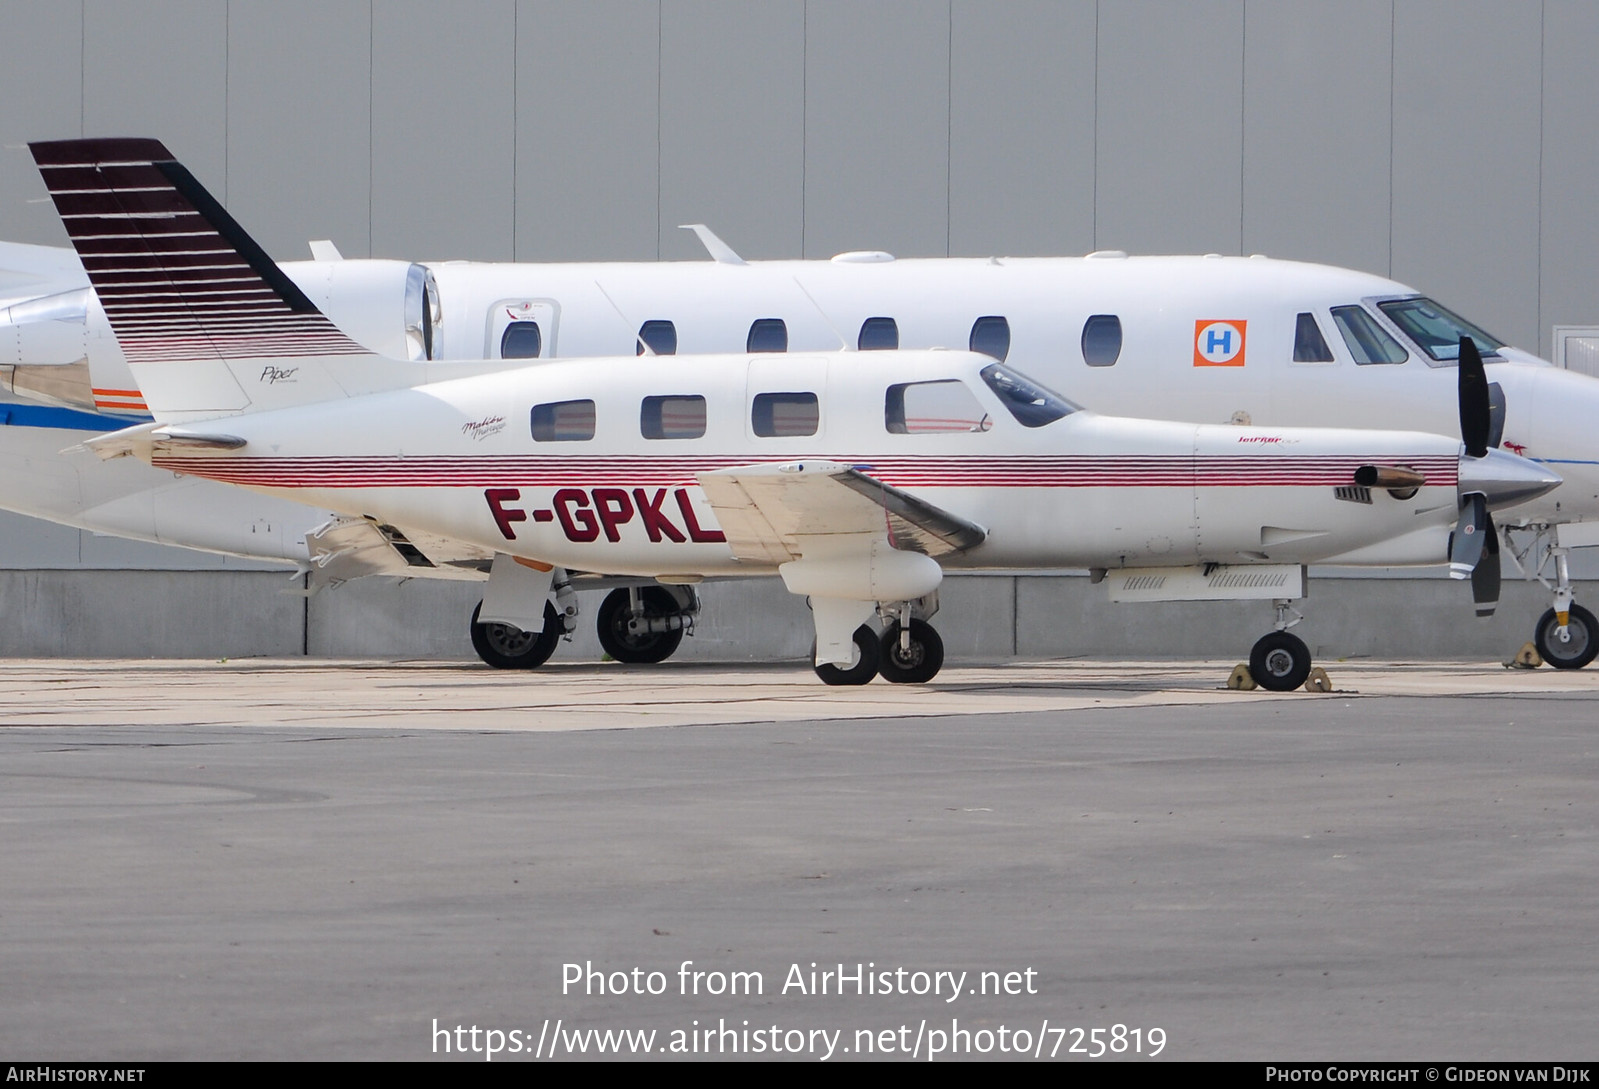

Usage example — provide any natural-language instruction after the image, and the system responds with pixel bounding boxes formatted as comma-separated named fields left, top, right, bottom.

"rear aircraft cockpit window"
left=1376, top=298, right=1503, bottom=363
left=530, top=399, right=596, bottom=442
left=1331, top=306, right=1408, bottom=365
left=1293, top=312, right=1335, bottom=362
left=979, top=363, right=1078, bottom=427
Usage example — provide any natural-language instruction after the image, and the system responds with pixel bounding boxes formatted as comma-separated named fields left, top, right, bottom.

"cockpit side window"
left=1376, top=298, right=1503, bottom=362
left=1293, top=312, right=1335, bottom=363
left=1331, top=306, right=1408, bottom=365
left=885, top=380, right=991, bottom=434
left=979, top=363, right=1078, bottom=427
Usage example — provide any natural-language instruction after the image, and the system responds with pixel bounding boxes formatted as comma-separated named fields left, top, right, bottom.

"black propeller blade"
left=1454, top=335, right=1503, bottom=614
left=1472, top=513, right=1501, bottom=617
left=1458, top=335, right=1491, bottom=458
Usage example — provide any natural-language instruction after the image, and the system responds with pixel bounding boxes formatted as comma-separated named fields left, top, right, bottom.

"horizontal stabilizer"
left=697, top=460, right=986, bottom=565
left=82, top=421, right=244, bottom=459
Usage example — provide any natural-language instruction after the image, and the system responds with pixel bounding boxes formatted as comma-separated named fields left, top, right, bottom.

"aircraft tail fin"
left=30, top=138, right=425, bottom=422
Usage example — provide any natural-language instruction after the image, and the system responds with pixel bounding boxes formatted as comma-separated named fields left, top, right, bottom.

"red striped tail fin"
left=30, top=138, right=393, bottom=422
left=31, top=139, right=367, bottom=365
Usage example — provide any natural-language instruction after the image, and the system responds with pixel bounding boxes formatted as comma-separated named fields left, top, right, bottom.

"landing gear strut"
left=878, top=618, right=945, bottom=684
left=1505, top=525, right=1595, bottom=670
left=597, top=586, right=693, bottom=664
left=1248, top=598, right=1313, bottom=692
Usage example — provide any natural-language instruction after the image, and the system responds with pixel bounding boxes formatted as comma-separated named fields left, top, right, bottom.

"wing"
left=696, top=460, right=987, bottom=565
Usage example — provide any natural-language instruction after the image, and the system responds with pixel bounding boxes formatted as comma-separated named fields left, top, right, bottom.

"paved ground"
left=2, top=657, right=1596, bottom=1061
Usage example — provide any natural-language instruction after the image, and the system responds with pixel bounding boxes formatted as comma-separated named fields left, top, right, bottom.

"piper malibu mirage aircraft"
left=29, top=138, right=1562, bottom=688
left=6, top=137, right=1599, bottom=669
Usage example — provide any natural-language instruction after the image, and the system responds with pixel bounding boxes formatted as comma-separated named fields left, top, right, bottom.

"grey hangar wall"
left=0, top=0, right=1592, bottom=658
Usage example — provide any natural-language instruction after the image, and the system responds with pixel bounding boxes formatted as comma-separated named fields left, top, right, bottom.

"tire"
left=597, top=586, right=686, bottom=664
left=814, top=625, right=880, bottom=686
left=471, top=600, right=561, bottom=670
left=877, top=619, right=945, bottom=684
left=1248, top=630, right=1312, bottom=692
left=1534, top=604, right=1598, bottom=670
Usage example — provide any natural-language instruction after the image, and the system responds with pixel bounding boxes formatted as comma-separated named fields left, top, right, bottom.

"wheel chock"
left=1226, top=663, right=1257, bottom=690
left=1505, top=642, right=1543, bottom=670
left=1303, top=666, right=1332, bottom=693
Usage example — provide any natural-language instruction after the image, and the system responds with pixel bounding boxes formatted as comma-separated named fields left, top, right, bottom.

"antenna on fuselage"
left=591, top=280, right=655, bottom=356
left=790, top=276, right=850, bottom=352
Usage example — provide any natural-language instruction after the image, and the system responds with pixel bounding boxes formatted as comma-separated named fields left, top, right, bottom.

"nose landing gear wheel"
left=813, top=625, right=880, bottom=686
left=471, top=601, right=562, bottom=670
left=597, top=586, right=686, bottom=664
left=877, top=620, right=945, bottom=684
left=1534, top=603, right=1598, bottom=670
left=1249, top=631, right=1312, bottom=692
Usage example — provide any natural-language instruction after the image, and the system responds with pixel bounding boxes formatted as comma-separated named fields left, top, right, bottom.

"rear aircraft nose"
left=1457, top=446, right=1562, bottom=510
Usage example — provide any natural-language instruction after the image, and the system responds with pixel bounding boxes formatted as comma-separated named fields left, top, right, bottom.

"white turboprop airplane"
left=5, top=137, right=1599, bottom=668
left=31, top=138, right=1562, bottom=689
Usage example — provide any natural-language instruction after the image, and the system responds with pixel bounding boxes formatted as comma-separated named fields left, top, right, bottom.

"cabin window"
left=1331, top=305, right=1408, bottom=365
left=1293, top=312, right=1335, bottom=362
left=979, top=362, right=1077, bottom=427
left=751, top=391, right=818, bottom=437
left=637, top=319, right=677, bottom=356
left=530, top=399, right=595, bottom=442
left=1376, top=298, right=1503, bottom=362
left=886, top=380, right=990, bottom=434
left=1080, top=314, right=1122, bottom=366
left=969, top=315, right=1011, bottom=361
left=501, top=320, right=542, bottom=359
left=858, top=316, right=899, bottom=351
left=641, top=394, right=706, bottom=439
left=747, top=318, right=788, bottom=353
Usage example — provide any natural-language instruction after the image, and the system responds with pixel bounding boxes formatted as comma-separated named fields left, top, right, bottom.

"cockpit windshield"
left=1377, top=297, right=1503, bottom=362
left=979, top=362, right=1078, bottom=427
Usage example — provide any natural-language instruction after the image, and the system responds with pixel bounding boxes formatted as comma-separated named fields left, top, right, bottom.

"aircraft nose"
left=1458, top=446, right=1562, bottom=510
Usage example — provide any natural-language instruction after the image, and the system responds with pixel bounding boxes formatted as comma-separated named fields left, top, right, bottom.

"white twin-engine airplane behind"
left=31, top=138, right=1562, bottom=688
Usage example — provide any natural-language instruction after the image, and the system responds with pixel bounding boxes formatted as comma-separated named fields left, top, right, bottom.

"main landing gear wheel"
left=813, top=625, right=880, bottom=686
left=597, top=586, right=686, bottom=664
left=1249, top=631, right=1312, bottom=692
left=470, top=600, right=562, bottom=670
left=877, top=619, right=945, bottom=684
left=1534, top=603, right=1598, bottom=671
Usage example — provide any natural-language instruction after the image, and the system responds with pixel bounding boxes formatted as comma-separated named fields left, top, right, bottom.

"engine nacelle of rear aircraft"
left=0, top=258, right=440, bottom=415
left=285, top=258, right=442, bottom=362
